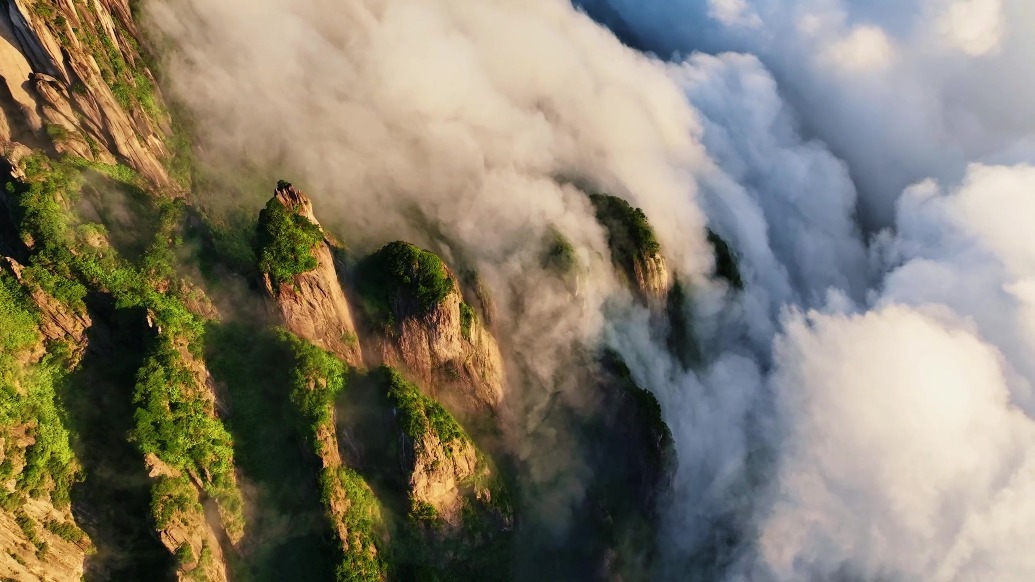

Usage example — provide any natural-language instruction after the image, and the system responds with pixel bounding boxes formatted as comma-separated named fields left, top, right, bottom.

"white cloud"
left=708, top=0, right=761, bottom=28
left=936, top=0, right=1005, bottom=56
left=757, top=305, right=1035, bottom=581
left=821, top=25, right=896, bottom=71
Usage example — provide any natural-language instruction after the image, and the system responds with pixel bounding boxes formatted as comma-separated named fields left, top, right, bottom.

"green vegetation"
left=384, top=367, right=468, bottom=457
left=542, top=227, right=578, bottom=274
left=355, top=242, right=454, bottom=327
left=255, top=196, right=323, bottom=289
left=280, top=330, right=348, bottom=444
left=707, top=229, right=743, bottom=289
left=334, top=468, right=387, bottom=582
left=0, top=272, right=39, bottom=383
left=44, top=124, right=70, bottom=143
left=0, top=270, right=80, bottom=509
left=589, top=193, right=662, bottom=267
left=44, top=518, right=87, bottom=545
left=174, top=542, right=195, bottom=566
left=459, top=302, right=476, bottom=341
left=205, top=323, right=338, bottom=581
left=6, top=152, right=245, bottom=540
left=16, top=512, right=48, bottom=558
left=278, top=332, right=388, bottom=581
left=408, top=500, right=439, bottom=523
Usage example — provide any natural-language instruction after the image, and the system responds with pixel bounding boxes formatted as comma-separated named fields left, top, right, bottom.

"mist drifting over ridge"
left=146, top=0, right=1035, bottom=579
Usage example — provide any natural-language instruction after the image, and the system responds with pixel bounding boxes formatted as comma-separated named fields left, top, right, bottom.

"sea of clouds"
left=148, top=0, right=1035, bottom=578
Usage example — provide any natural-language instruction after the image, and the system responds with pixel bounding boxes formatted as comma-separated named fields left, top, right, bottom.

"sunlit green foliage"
left=6, top=152, right=244, bottom=538
left=280, top=330, right=347, bottom=436
left=255, top=197, right=323, bottom=289
left=44, top=518, right=86, bottom=544
left=279, top=332, right=388, bottom=582
left=355, top=242, right=454, bottom=326
left=334, top=468, right=387, bottom=582
left=0, top=272, right=79, bottom=509
left=384, top=367, right=468, bottom=456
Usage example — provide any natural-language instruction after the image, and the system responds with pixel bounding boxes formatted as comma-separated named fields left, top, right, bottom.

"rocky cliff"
left=0, top=0, right=175, bottom=189
left=0, top=262, right=90, bottom=582
left=589, top=193, right=671, bottom=302
left=382, top=367, right=512, bottom=576
left=356, top=242, right=505, bottom=418
left=257, top=183, right=364, bottom=368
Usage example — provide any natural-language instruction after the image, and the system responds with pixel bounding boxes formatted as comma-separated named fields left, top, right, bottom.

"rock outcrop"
left=0, top=498, right=90, bottom=582
left=356, top=242, right=504, bottom=418
left=383, top=368, right=511, bottom=562
left=258, top=183, right=364, bottom=368
left=589, top=193, right=671, bottom=302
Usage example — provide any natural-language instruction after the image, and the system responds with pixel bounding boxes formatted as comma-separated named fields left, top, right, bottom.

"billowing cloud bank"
left=149, top=0, right=1035, bottom=578
left=579, top=0, right=1035, bottom=225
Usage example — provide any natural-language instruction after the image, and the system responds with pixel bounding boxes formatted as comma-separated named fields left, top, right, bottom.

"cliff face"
left=258, top=184, right=364, bottom=368
left=0, top=0, right=174, bottom=189
left=380, top=283, right=504, bottom=417
left=356, top=242, right=505, bottom=418
left=0, top=498, right=89, bottom=582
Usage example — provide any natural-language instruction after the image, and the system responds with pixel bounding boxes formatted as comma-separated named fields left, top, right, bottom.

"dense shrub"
left=255, top=197, right=323, bottom=288
left=0, top=271, right=79, bottom=508
left=8, top=153, right=244, bottom=537
left=355, top=242, right=454, bottom=325
left=384, top=367, right=468, bottom=456
left=335, top=468, right=386, bottom=582
left=280, top=330, right=347, bottom=433
left=279, top=331, right=388, bottom=581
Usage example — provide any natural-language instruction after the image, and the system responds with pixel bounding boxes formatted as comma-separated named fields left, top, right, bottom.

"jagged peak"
left=272, top=180, right=319, bottom=225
